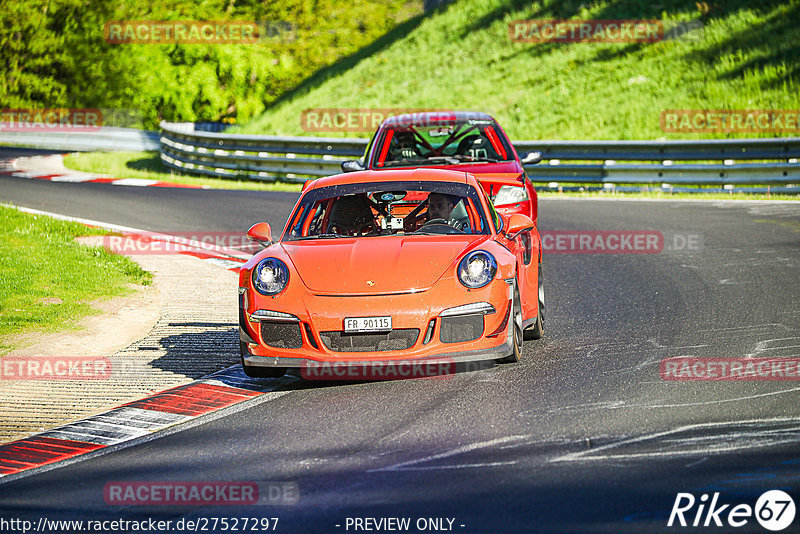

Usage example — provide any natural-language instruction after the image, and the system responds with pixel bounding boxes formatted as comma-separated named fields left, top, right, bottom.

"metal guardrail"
left=160, top=122, right=800, bottom=186
left=159, top=122, right=366, bottom=182
left=514, top=139, right=800, bottom=186
left=0, top=128, right=160, bottom=152
left=1, top=122, right=795, bottom=188
left=512, top=139, right=800, bottom=161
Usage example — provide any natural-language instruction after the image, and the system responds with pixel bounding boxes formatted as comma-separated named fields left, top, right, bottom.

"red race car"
left=239, top=167, right=544, bottom=378
left=340, top=111, right=542, bottom=229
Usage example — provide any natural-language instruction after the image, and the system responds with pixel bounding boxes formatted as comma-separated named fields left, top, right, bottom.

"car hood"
left=370, top=161, right=523, bottom=175
left=281, top=235, right=488, bottom=294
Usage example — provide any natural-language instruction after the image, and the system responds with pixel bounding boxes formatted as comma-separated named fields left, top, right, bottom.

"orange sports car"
left=238, top=167, right=543, bottom=378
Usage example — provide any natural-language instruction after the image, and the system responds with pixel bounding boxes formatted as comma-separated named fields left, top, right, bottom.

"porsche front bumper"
left=239, top=277, right=515, bottom=369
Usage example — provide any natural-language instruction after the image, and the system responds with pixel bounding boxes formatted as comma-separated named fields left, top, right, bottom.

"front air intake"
left=440, top=315, right=484, bottom=343
left=260, top=321, right=303, bottom=349
left=320, top=329, right=419, bottom=352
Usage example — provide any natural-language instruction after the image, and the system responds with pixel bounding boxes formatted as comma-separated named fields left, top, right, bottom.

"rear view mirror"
left=247, top=222, right=273, bottom=248
left=505, top=214, right=535, bottom=240
left=341, top=159, right=365, bottom=172
left=521, top=151, right=542, bottom=165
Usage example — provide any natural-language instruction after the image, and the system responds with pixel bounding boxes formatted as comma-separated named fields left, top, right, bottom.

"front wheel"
left=240, top=342, right=286, bottom=378
left=497, top=280, right=524, bottom=364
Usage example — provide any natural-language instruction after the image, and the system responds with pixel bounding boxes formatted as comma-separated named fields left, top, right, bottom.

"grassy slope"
left=238, top=0, right=800, bottom=140
left=0, top=206, right=152, bottom=353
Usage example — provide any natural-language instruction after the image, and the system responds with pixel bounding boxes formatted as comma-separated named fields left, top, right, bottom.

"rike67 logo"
left=668, top=490, right=795, bottom=531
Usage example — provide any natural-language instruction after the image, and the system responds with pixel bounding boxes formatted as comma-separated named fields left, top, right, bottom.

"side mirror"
left=505, top=214, right=535, bottom=241
left=521, top=151, right=542, bottom=165
left=341, top=159, right=365, bottom=172
left=247, top=222, right=273, bottom=248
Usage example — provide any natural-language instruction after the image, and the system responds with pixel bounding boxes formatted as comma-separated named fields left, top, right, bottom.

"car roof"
left=307, top=168, right=481, bottom=191
left=381, top=111, right=496, bottom=127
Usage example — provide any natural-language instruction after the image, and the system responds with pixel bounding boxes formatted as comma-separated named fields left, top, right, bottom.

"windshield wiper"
left=384, top=155, right=465, bottom=166
left=293, top=233, right=345, bottom=240
left=382, top=158, right=429, bottom=167
left=447, top=155, right=502, bottom=163
left=424, top=156, right=460, bottom=164
left=383, top=155, right=502, bottom=166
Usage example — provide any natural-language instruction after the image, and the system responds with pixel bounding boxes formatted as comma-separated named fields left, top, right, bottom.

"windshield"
left=371, top=118, right=514, bottom=168
left=284, top=181, right=490, bottom=241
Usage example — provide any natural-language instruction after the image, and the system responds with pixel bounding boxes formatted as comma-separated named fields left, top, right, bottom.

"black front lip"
left=239, top=323, right=513, bottom=369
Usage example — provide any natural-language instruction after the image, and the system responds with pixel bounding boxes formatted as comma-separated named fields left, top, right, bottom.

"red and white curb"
left=0, top=366, right=290, bottom=482
left=0, top=203, right=276, bottom=480
left=0, top=155, right=209, bottom=189
left=3, top=204, right=250, bottom=273
left=0, top=206, right=271, bottom=482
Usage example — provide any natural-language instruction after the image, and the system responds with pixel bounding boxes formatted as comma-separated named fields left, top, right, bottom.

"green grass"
left=63, top=152, right=303, bottom=192
left=0, top=205, right=153, bottom=353
left=236, top=0, right=800, bottom=141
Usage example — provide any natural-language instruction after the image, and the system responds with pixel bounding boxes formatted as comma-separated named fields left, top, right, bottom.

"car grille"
left=320, top=329, right=420, bottom=352
left=440, top=315, right=484, bottom=343
left=260, top=321, right=303, bottom=349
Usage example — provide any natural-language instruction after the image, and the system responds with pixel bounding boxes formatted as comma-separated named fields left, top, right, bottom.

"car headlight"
left=252, top=258, right=289, bottom=296
left=457, top=251, right=497, bottom=289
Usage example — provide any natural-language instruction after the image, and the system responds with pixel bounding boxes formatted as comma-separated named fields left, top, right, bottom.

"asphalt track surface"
left=2, top=159, right=800, bottom=533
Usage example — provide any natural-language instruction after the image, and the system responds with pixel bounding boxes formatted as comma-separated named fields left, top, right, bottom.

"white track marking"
left=111, top=178, right=160, bottom=186
left=49, top=174, right=96, bottom=182
left=369, top=434, right=531, bottom=472
left=552, top=416, right=800, bottom=463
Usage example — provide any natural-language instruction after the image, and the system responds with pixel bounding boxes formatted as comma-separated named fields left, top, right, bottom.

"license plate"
left=344, top=316, right=392, bottom=333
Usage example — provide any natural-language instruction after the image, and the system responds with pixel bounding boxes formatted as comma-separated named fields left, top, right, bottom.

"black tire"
left=498, top=280, right=524, bottom=364
left=240, top=341, right=286, bottom=378
left=525, top=262, right=545, bottom=340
